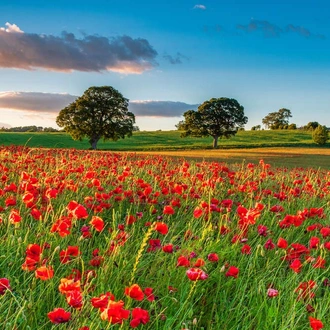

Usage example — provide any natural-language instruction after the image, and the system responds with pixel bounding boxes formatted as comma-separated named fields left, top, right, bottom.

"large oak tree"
left=177, top=98, right=248, bottom=148
left=56, top=86, right=135, bottom=149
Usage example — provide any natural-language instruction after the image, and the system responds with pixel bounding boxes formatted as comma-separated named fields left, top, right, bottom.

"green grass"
left=0, top=130, right=324, bottom=151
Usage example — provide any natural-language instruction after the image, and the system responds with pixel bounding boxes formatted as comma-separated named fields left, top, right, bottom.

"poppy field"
left=0, top=145, right=329, bottom=329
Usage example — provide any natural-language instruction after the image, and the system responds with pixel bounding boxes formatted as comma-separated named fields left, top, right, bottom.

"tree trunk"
left=213, top=136, right=219, bottom=149
left=89, top=138, right=99, bottom=150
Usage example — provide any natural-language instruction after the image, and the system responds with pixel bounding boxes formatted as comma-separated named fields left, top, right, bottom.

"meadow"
left=0, top=145, right=329, bottom=329
left=0, top=129, right=329, bottom=169
left=0, top=129, right=318, bottom=151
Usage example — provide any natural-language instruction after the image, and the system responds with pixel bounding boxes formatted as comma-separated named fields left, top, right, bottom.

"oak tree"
left=56, top=86, right=135, bottom=149
left=178, top=98, right=247, bottom=148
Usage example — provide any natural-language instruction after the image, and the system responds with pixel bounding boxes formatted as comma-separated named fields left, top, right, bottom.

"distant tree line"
left=0, top=125, right=60, bottom=132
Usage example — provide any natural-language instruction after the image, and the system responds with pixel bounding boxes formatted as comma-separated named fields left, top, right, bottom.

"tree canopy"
left=312, top=125, right=329, bottom=145
left=177, top=97, right=248, bottom=148
left=262, top=108, right=292, bottom=129
left=56, top=86, right=135, bottom=149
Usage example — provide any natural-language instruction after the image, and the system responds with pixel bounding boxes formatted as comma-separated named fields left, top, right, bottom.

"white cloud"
left=0, top=22, right=23, bottom=33
left=0, top=23, right=158, bottom=73
left=193, top=4, right=206, bottom=10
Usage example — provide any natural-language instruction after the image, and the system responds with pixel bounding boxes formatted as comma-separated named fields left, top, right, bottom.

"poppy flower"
left=207, top=253, right=219, bottom=262
left=9, top=209, right=22, bottom=223
left=176, top=256, right=190, bottom=267
left=144, top=288, right=155, bottom=301
left=163, top=205, right=174, bottom=215
left=309, top=316, right=323, bottom=330
left=162, top=244, right=174, bottom=253
left=66, top=290, right=83, bottom=309
left=35, top=265, right=54, bottom=280
left=91, top=292, right=116, bottom=309
left=309, top=237, right=320, bottom=249
left=267, top=288, right=279, bottom=297
left=186, top=268, right=208, bottom=281
left=194, top=258, right=205, bottom=267
left=241, top=244, right=251, bottom=255
left=89, top=216, right=104, bottom=232
left=124, top=284, right=144, bottom=301
left=225, top=266, right=239, bottom=278
left=100, top=300, right=130, bottom=324
left=59, top=246, right=80, bottom=264
left=155, top=222, right=168, bottom=235
left=264, top=239, right=275, bottom=250
left=290, top=259, right=302, bottom=273
left=277, top=237, right=288, bottom=249
left=193, top=207, right=203, bottom=218
left=130, top=307, right=150, bottom=328
left=0, top=278, right=10, bottom=295
left=47, top=308, right=71, bottom=324
left=58, top=278, right=81, bottom=295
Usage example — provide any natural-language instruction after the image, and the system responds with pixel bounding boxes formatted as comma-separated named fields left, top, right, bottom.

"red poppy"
left=35, top=265, right=54, bottom=280
left=155, top=222, right=168, bottom=235
left=100, top=300, right=130, bottom=324
left=0, top=278, right=10, bottom=295
left=9, top=209, right=22, bottom=223
left=162, top=244, right=174, bottom=253
left=193, top=207, right=203, bottom=218
left=207, top=253, right=219, bottom=262
left=66, top=290, right=83, bottom=309
left=186, top=268, right=208, bottom=281
left=59, top=246, right=80, bottom=264
left=47, top=308, right=71, bottom=324
left=89, top=216, right=104, bottom=232
left=163, top=205, right=174, bottom=215
left=264, top=239, right=275, bottom=250
left=309, top=316, right=323, bottom=330
left=176, top=256, right=190, bottom=267
left=309, top=237, right=320, bottom=249
left=67, top=201, right=88, bottom=219
left=91, top=292, right=116, bottom=309
left=240, top=244, right=251, bottom=255
left=277, top=237, right=288, bottom=249
left=194, top=258, right=205, bottom=267
left=225, top=266, right=239, bottom=278
left=51, top=216, right=72, bottom=237
left=130, top=307, right=150, bottom=328
left=125, top=284, right=144, bottom=301
left=290, top=259, right=302, bottom=273
left=144, top=287, right=155, bottom=301
left=58, top=278, right=81, bottom=295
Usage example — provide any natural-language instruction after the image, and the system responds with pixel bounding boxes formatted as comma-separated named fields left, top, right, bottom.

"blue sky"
left=0, top=0, right=329, bottom=130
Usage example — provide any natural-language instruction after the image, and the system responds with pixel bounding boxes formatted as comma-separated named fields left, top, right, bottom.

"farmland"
left=0, top=145, right=329, bottom=329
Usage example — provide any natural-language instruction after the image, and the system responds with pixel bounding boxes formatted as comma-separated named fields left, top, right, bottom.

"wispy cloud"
left=0, top=22, right=158, bottom=73
left=0, top=91, right=77, bottom=112
left=236, top=19, right=326, bottom=39
left=193, top=4, right=206, bottom=10
left=163, top=52, right=189, bottom=65
left=237, top=20, right=283, bottom=38
left=129, top=100, right=198, bottom=117
left=0, top=91, right=198, bottom=118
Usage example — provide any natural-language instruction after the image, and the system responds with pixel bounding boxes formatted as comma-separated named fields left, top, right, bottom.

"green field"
left=0, top=129, right=323, bottom=151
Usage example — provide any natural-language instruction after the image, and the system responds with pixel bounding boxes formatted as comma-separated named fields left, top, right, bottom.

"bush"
left=312, top=125, right=329, bottom=145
